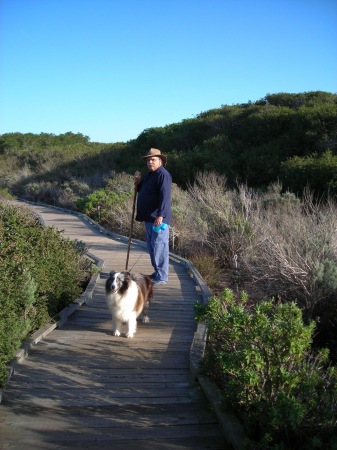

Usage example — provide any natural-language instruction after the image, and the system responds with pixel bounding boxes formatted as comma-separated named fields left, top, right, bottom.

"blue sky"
left=1, top=0, right=336, bottom=143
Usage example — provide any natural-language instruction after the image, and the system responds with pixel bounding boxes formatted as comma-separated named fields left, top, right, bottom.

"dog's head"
left=105, top=271, right=131, bottom=295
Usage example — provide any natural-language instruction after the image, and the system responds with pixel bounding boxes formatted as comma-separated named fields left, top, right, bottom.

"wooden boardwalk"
left=0, top=203, right=230, bottom=449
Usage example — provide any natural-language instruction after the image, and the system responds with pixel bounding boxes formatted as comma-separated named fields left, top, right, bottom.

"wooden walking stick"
left=125, top=182, right=138, bottom=270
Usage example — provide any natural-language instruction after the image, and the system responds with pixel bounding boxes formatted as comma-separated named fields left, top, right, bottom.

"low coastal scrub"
left=0, top=202, right=94, bottom=387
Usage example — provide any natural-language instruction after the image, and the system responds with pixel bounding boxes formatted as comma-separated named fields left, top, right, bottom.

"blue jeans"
left=144, top=222, right=169, bottom=282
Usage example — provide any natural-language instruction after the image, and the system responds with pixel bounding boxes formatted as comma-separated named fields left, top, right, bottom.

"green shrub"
left=0, top=270, right=37, bottom=386
left=0, top=202, right=93, bottom=387
left=0, top=188, right=13, bottom=200
left=195, top=289, right=337, bottom=448
left=190, top=251, right=221, bottom=291
left=281, top=150, right=337, bottom=198
left=76, top=188, right=128, bottom=223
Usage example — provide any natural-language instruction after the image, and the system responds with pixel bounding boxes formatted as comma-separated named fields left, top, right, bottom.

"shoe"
left=152, top=279, right=167, bottom=286
left=148, top=273, right=157, bottom=280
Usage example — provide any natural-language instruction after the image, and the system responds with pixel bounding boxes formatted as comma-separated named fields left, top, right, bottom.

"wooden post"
left=125, top=185, right=137, bottom=270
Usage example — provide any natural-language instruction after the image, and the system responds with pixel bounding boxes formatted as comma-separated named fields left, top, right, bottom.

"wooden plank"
left=0, top=434, right=227, bottom=450
left=6, top=386, right=205, bottom=402
left=0, top=402, right=223, bottom=428
left=3, top=395, right=209, bottom=408
left=1, top=423, right=222, bottom=440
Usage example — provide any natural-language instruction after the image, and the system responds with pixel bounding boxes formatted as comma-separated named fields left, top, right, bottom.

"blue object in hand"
left=153, top=223, right=167, bottom=233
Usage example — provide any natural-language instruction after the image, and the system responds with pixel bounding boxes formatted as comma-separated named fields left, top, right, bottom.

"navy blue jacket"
left=135, top=166, right=172, bottom=225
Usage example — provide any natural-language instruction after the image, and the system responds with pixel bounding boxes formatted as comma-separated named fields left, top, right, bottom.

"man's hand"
left=154, top=216, right=163, bottom=226
left=134, top=171, right=141, bottom=185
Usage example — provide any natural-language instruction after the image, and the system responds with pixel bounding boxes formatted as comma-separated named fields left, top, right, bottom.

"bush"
left=0, top=270, right=37, bottom=386
left=0, top=202, right=93, bottom=387
left=77, top=188, right=128, bottom=223
left=170, top=183, right=209, bottom=258
left=190, top=251, right=221, bottom=291
left=195, top=289, right=337, bottom=449
left=102, top=172, right=145, bottom=238
left=281, top=150, right=337, bottom=198
left=244, top=187, right=337, bottom=320
left=187, top=172, right=257, bottom=268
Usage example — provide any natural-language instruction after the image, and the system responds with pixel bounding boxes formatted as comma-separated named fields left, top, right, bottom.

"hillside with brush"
left=1, top=91, right=336, bottom=205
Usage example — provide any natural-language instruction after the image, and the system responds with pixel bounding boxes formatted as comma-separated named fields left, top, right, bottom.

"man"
left=134, top=148, right=172, bottom=285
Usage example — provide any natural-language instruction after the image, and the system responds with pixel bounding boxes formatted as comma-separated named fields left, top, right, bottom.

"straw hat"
left=142, top=148, right=167, bottom=166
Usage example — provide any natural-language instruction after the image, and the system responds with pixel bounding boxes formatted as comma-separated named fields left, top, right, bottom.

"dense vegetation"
left=195, top=290, right=336, bottom=449
left=0, top=202, right=94, bottom=387
left=0, top=91, right=336, bottom=204
left=1, top=91, right=336, bottom=447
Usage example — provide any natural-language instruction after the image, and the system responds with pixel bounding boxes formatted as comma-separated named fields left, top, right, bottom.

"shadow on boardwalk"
left=0, top=202, right=235, bottom=450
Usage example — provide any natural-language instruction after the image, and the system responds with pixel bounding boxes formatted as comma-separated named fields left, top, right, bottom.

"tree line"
left=0, top=91, right=336, bottom=202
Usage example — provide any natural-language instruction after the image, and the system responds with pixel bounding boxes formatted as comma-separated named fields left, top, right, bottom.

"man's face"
left=146, top=156, right=162, bottom=171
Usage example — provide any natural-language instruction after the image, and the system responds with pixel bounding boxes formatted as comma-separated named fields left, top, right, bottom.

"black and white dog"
left=105, top=271, right=153, bottom=338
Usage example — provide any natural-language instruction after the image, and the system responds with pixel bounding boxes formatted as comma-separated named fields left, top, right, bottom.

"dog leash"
left=127, top=249, right=146, bottom=272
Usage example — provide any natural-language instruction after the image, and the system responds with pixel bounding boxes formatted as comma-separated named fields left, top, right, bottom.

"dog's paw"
left=126, top=332, right=134, bottom=338
left=142, top=315, right=150, bottom=324
left=113, top=330, right=121, bottom=337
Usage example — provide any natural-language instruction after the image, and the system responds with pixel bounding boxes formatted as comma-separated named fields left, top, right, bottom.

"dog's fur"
left=105, top=271, right=153, bottom=338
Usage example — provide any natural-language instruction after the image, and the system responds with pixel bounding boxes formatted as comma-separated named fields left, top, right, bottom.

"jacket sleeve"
left=157, top=172, right=172, bottom=219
